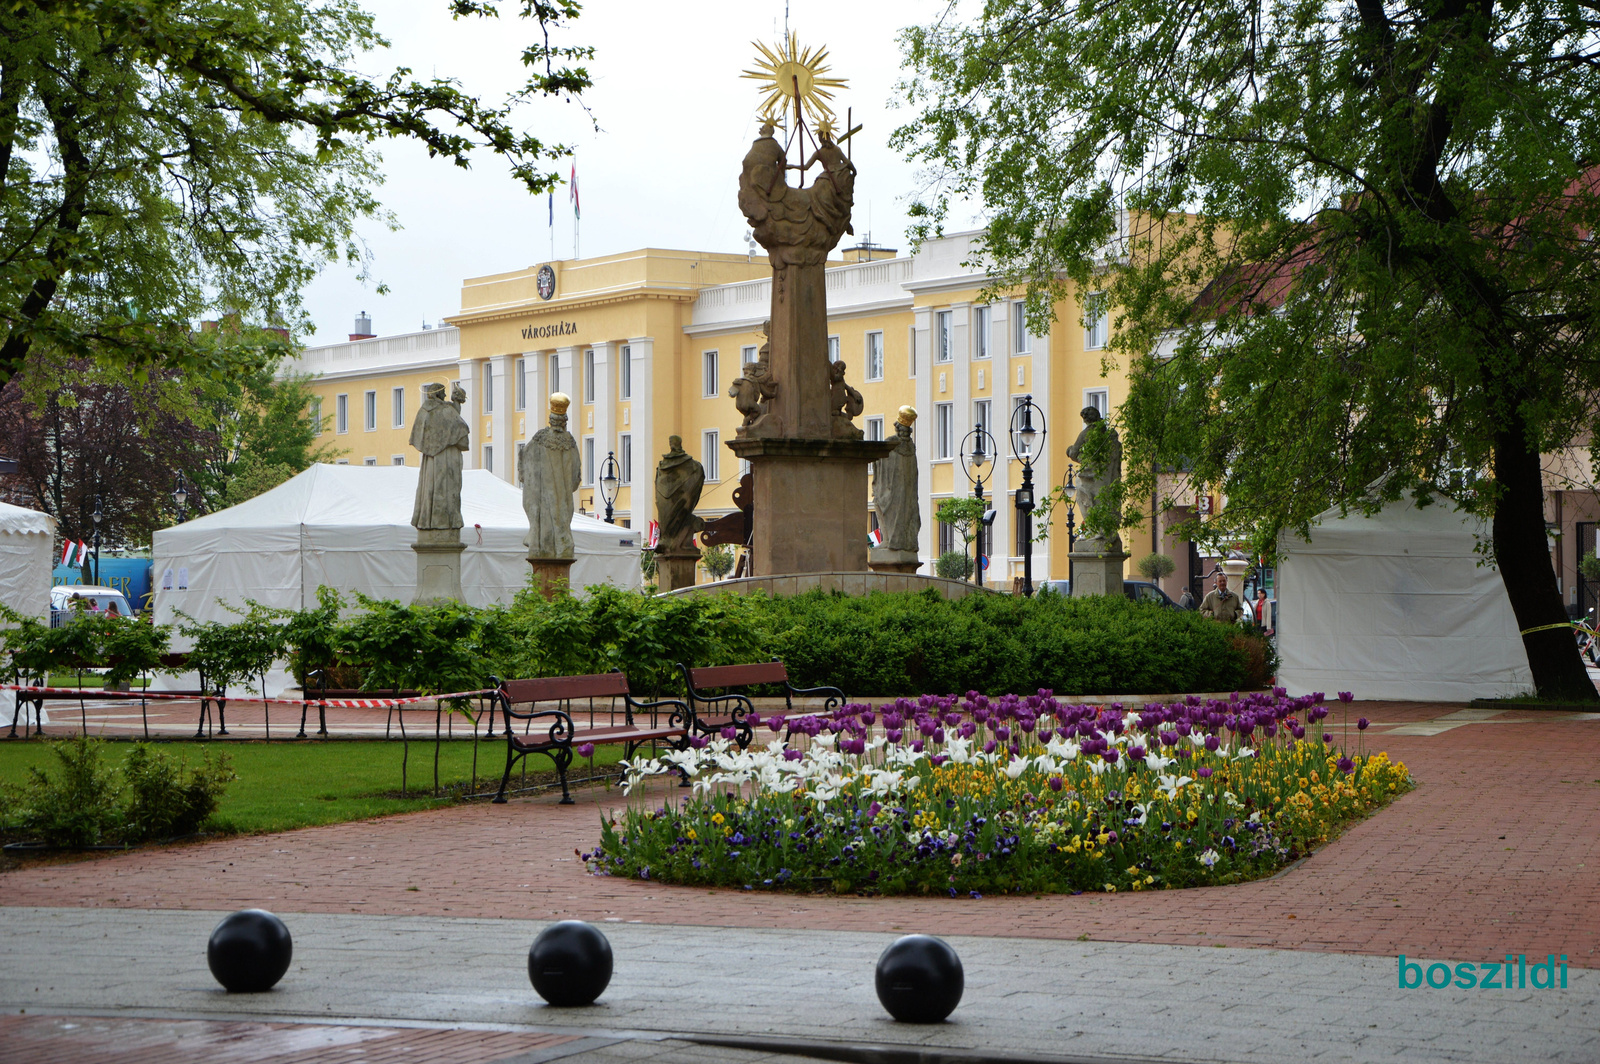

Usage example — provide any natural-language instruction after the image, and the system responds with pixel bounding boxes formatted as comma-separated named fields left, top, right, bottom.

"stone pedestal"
left=1069, top=544, right=1130, bottom=598
left=412, top=528, right=465, bottom=605
left=868, top=548, right=922, bottom=575
left=527, top=557, right=575, bottom=600
left=656, top=549, right=701, bottom=593
left=728, top=437, right=896, bottom=576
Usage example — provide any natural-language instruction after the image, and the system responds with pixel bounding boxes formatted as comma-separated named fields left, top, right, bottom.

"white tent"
left=0, top=501, right=55, bottom=727
left=150, top=464, right=641, bottom=693
left=1277, top=497, right=1534, bottom=701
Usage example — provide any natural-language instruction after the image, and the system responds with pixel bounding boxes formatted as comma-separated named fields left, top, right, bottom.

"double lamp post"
left=957, top=395, right=1049, bottom=596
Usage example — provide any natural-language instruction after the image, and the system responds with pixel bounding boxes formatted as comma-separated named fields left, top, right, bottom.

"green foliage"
left=199, top=366, right=345, bottom=510
left=934, top=497, right=987, bottom=557
left=262, top=586, right=344, bottom=687
left=1136, top=553, right=1176, bottom=582
left=701, top=545, right=735, bottom=581
left=935, top=550, right=974, bottom=580
left=0, top=605, right=170, bottom=683
left=1581, top=554, right=1600, bottom=585
left=640, top=550, right=659, bottom=582
left=332, top=595, right=492, bottom=703
left=120, top=744, right=235, bottom=842
left=176, top=606, right=284, bottom=693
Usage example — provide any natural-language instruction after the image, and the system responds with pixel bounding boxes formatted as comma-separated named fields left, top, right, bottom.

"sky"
left=299, top=0, right=971, bottom=343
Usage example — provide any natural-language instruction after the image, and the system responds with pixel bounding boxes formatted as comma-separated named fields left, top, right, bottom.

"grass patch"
left=0, top=738, right=629, bottom=836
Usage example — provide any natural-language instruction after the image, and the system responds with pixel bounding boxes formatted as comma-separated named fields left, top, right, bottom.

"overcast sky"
left=300, top=0, right=971, bottom=343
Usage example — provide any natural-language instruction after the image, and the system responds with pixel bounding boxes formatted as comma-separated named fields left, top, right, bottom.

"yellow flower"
left=1105, top=883, right=1118, bottom=893
left=686, top=829, right=697, bottom=840
left=711, top=813, right=725, bottom=825
left=723, top=826, right=734, bottom=837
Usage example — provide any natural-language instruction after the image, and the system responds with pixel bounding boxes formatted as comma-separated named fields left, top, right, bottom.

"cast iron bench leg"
left=493, top=745, right=518, bottom=804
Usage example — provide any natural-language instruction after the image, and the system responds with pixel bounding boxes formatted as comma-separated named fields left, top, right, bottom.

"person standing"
left=1199, top=572, right=1244, bottom=624
left=1253, top=586, right=1273, bottom=636
left=1178, top=586, right=1195, bottom=610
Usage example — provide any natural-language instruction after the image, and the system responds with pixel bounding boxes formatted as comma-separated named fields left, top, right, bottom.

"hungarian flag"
left=60, top=540, right=74, bottom=566
left=645, top=520, right=659, bottom=549
left=75, top=540, right=89, bottom=566
left=867, top=528, right=883, bottom=547
left=570, top=162, right=580, bottom=220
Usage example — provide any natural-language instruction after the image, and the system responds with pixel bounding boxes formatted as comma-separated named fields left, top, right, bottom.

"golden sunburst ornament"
left=742, top=33, right=847, bottom=127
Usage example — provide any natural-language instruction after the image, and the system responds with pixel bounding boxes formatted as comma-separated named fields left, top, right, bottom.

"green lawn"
left=0, top=737, right=628, bottom=836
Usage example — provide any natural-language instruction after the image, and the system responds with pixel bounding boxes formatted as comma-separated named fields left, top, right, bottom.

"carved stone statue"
left=729, top=322, right=782, bottom=436
left=654, top=435, right=705, bottom=554
left=874, top=407, right=920, bottom=552
left=410, top=382, right=470, bottom=531
left=737, top=121, right=856, bottom=269
left=1065, top=405, right=1123, bottom=550
left=829, top=360, right=864, bottom=439
left=520, top=392, right=582, bottom=560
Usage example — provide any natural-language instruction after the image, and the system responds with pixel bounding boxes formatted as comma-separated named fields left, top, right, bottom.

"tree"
left=0, top=0, right=591, bottom=387
left=1136, top=553, right=1175, bottom=583
left=700, top=544, right=735, bottom=581
left=898, top=1, right=1600, bottom=698
left=934, top=497, right=988, bottom=580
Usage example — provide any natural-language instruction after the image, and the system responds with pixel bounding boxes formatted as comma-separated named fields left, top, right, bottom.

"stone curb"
left=686, top=1034, right=1197, bottom=1064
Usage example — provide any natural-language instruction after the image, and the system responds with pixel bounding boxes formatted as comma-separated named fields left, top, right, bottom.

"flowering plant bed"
left=586, top=690, right=1412, bottom=895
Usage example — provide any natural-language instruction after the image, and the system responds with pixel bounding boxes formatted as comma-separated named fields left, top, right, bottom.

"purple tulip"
left=995, top=726, right=1011, bottom=742
left=768, top=716, right=786, bottom=733
left=689, top=735, right=709, bottom=749
left=933, top=727, right=946, bottom=743
left=1337, top=691, right=1354, bottom=704
left=1357, top=717, right=1369, bottom=731
left=860, top=711, right=876, bottom=726
left=1324, top=733, right=1335, bottom=744
left=782, top=748, right=802, bottom=762
left=1038, top=728, right=1054, bottom=743
left=1048, top=776, right=1064, bottom=792
left=1204, top=734, right=1220, bottom=752
left=1196, top=766, right=1213, bottom=778
left=577, top=743, right=595, bottom=758
left=983, top=740, right=997, bottom=754
left=1128, top=745, right=1147, bottom=761
left=722, top=726, right=739, bottom=740
left=1337, top=756, right=1355, bottom=774
left=1291, top=725, right=1306, bottom=739
left=911, top=740, right=925, bottom=753
left=887, top=729, right=904, bottom=743
left=1102, top=748, right=1119, bottom=764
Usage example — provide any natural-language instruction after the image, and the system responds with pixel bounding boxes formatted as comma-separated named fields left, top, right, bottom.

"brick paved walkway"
left=4, top=701, right=1598, bottom=965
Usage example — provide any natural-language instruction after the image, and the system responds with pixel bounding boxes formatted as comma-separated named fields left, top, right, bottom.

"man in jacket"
left=1199, top=572, right=1244, bottom=624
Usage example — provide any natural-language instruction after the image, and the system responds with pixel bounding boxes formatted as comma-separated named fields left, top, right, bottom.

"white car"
left=50, top=585, right=135, bottom=619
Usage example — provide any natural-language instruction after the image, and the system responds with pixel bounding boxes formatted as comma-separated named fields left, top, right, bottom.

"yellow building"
left=286, top=230, right=1207, bottom=594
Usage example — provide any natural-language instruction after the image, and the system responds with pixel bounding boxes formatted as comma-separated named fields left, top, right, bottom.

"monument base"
left=527, top=557, right=575, bottom=600
left=656, top=549, right=700, bottom=593
left=868, top=548, right=922, bottom=575
left=1069, top=545, right=1130, bottom=598
left=412, top=529, right=465, bottom=605
left=727, top=437, right=896, bottom=576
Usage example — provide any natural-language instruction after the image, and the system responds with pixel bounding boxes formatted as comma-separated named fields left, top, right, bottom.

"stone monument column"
left=520, top=392, right=583, bottom=599
left=1065, top=406, right=1130, bottom=596
left=868, top=407, right=922, bottom=574
left=410, top=382, right=471, bottom=604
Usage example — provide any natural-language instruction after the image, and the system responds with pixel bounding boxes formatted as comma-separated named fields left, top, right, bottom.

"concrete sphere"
left=207, top=909, right=293, bottom=992
left=528, top=921, right=613, bottom=1006
left=875, top=934, right=964, bottom=1022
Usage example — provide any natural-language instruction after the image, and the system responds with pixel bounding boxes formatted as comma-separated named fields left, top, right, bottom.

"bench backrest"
left=500, top=672, right=632, bottom=704
left=688, top=661, right=787, bottom=689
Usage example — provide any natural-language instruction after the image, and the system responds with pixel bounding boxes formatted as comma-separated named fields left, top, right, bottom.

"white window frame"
left=363, top=456, right=377, bottom=467
left=480, top=363, right=493, bottom=414
left=391, top=455, right=405, bottom=466
left=741, top=344, right=758, bottom=365
left=974, top=306, right=991, bottom=359
left=908, top=324, right=917, bottom=378
left=363, top=390, right=377, bottom=431
left=935, top=402, right=954, bottom=459
left=310, top=397, right=323, bottom=436
left=548, top=353, right=560, bottom=396
left=336, top=458, right=350, bottom=465
left=1084, top=388, right=1110, bottom=418
left=583, top=349, right=595, bottom=404
left=516, top=358, right=527, bottom=410
left=483, top=444, right=493, bottom=474
left=1086, top=291, right=1109, bottom=351
left=828, top=335, right=840, bottom=364
left=703, top=350, right=719, bottom=398
left=865, top=416, right=884, bottom=442
left=392, top=386, right=405, bottom=428
left=703, top=429, right=720, bottom=481
left=618, top=433, right=633, bottom=485
left=336, top=393, right=349, bottom=434
left=936, top=311, right=952, bottom=363
left=583, top=435, right=595, bottom=486
left=1013, top=300, right=1030, bottom=354
left=974, top=399, right=992, bottom=439
left=865, top=331, right=884, bottom=381
left=620, top=345, right=632, bottom=400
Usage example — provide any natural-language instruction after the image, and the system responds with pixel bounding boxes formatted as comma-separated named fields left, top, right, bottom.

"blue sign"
left=53, top=559, right=153, bottom=611
left=979, top=555, right=990, bottom=571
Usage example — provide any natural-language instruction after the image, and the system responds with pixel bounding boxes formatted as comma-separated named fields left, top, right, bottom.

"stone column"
left=765, top=264, right=833, bottom=438
left=911, top=308, right=933, bottom=567
left=454, top=357, right=476, bottom=469
left=592, top=341, right=614, bottom=515
left=1069, top=545, right=1131, bottom=597
left=413, top=530, right=466, bottom=605
left=488, top=353, right=510, bottom=482
left=629, top=337, right=655, bottom=529
left=728, top=437, right=895, bottom=574
left=657, top=551, right=700, bottom=592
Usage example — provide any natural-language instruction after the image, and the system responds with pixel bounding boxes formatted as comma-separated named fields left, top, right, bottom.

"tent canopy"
left=1276, top=497, right=1534, bottom=702
left=0, top=500, right=56, bottom=621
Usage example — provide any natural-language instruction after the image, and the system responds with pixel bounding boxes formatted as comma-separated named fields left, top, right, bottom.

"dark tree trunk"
left=1492, top=419, right=1597, bottom=700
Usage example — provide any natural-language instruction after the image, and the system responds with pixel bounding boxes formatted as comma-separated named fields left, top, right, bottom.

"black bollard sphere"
left=207, top=909, right=293, bottom=992
left=528, top=921, right=613, bottom=1006
left=875, top=934, right=963, bottom=1023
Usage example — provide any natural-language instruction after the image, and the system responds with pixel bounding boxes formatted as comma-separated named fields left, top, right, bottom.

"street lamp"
left=598, top=450, right=621, bottom=524
left=1062, top=463, right=1077, bottom=590
left=91, top=495, right=103, bottom=588
left=1009, top=395, right=1047, bottom=597
left=172, top=473, right=189, bottom=523
left=959, top=421, right=999, bottom=588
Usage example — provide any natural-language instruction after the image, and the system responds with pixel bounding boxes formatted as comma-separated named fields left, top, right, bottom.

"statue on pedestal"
left=1065, top=405, right=1124, bottom=552
left=873, top=407, right=921, bottom=552
left=738, top=121, right=855, bottom=270
left=410, top=382, right=470, bottom=532
left=729, top=321, right=782, bottom=437
left=654, top=436, right=705, bottom=553
left=520, top=392, right=582, bottom=561
left=829, top=360, right=864, bottom=439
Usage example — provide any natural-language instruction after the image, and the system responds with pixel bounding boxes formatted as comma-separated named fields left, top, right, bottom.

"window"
left=828, top=336, right=840, bottom=364
left=363, top=390, right=376, bottom=431
left=548, top=353, right=560, bottom=396
left=391, top=455, right=405, bottom=466
left=336, top=394, right=349, bottom=434
left=703, top=430, right=720, bottom=481
left=583, top=435, right=595, bottom=486
left=1085, top=388, right=1109, bottom=418
left=483, top=445, right=493, bottom=474
left=935, top=402, right=954, bottom=459
left=336, top=458, right=350, bottom=465
left=938, top=517, right=955, bottom=555
left=392, top=386, right=404, bottom=428
left=974, top=399, right=992, bottom=439
left=908, top=324, right=917, bottom=377
left=1016, top=495, right=1032, bottom=554
left=618, top=433, right=633, bottom=484
left=703, top=350, right=718, bottom=397
left=363, top=457, right=377, bottom=467
left=866, top=416, right=884, bottom=442
left=620, top=345, right=632, bottom=399
left=309, top=397, right=323, bottom=436
left=1013, top=300, right=1030, bottom=353
left=516, top=358, right=527, bottom=410
left=936, top=311, right=952, bottom=362
left=480, top=362, right=493, bottom=414
left=1013, top=396, right=1034, bottom=455
left=1086, top=291, right=1108, bottom=350
left=583, top=349, right=595, bottom=404
left=865, top=331, right=884, bottom=381
left=742, top=344, right=758, bottom=365
left=974, top=306, right=991, bottom=359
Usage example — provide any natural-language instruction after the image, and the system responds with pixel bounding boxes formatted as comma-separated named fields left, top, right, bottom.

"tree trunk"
left=1492, top=420, right=1597, bottom=700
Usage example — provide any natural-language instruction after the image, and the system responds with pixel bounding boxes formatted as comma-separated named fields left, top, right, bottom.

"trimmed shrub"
left=935, top=551, right=973, bottom=580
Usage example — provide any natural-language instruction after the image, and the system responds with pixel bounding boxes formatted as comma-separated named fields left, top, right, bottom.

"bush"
left=122, top=744, right=235, bottom=841
left=1136, top=552, right=1176, bottom=581
left=935, top=551, right=973, bottom=580
left=701, top=545, right=735, bottom=581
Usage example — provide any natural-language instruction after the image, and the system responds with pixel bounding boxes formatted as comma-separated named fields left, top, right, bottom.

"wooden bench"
left=6, top=653, right=221, bottom=740
left=677, top=659, right=846, bottom=750
left=493, top=672, right=692, bottom=805
left=302, top=671, right=423, bottom=738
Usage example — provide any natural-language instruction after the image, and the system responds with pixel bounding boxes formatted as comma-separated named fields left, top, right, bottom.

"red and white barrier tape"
left=1, top=684, right=496, bottom=709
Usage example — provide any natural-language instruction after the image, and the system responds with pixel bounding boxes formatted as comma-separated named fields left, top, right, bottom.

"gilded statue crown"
left=549, top=392, right=571, bottom=415
left=896, top=405, right=918, bottom=426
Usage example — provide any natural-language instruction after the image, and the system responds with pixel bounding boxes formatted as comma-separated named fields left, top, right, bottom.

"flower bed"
left=586, top=690, right=1412, bottom=896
